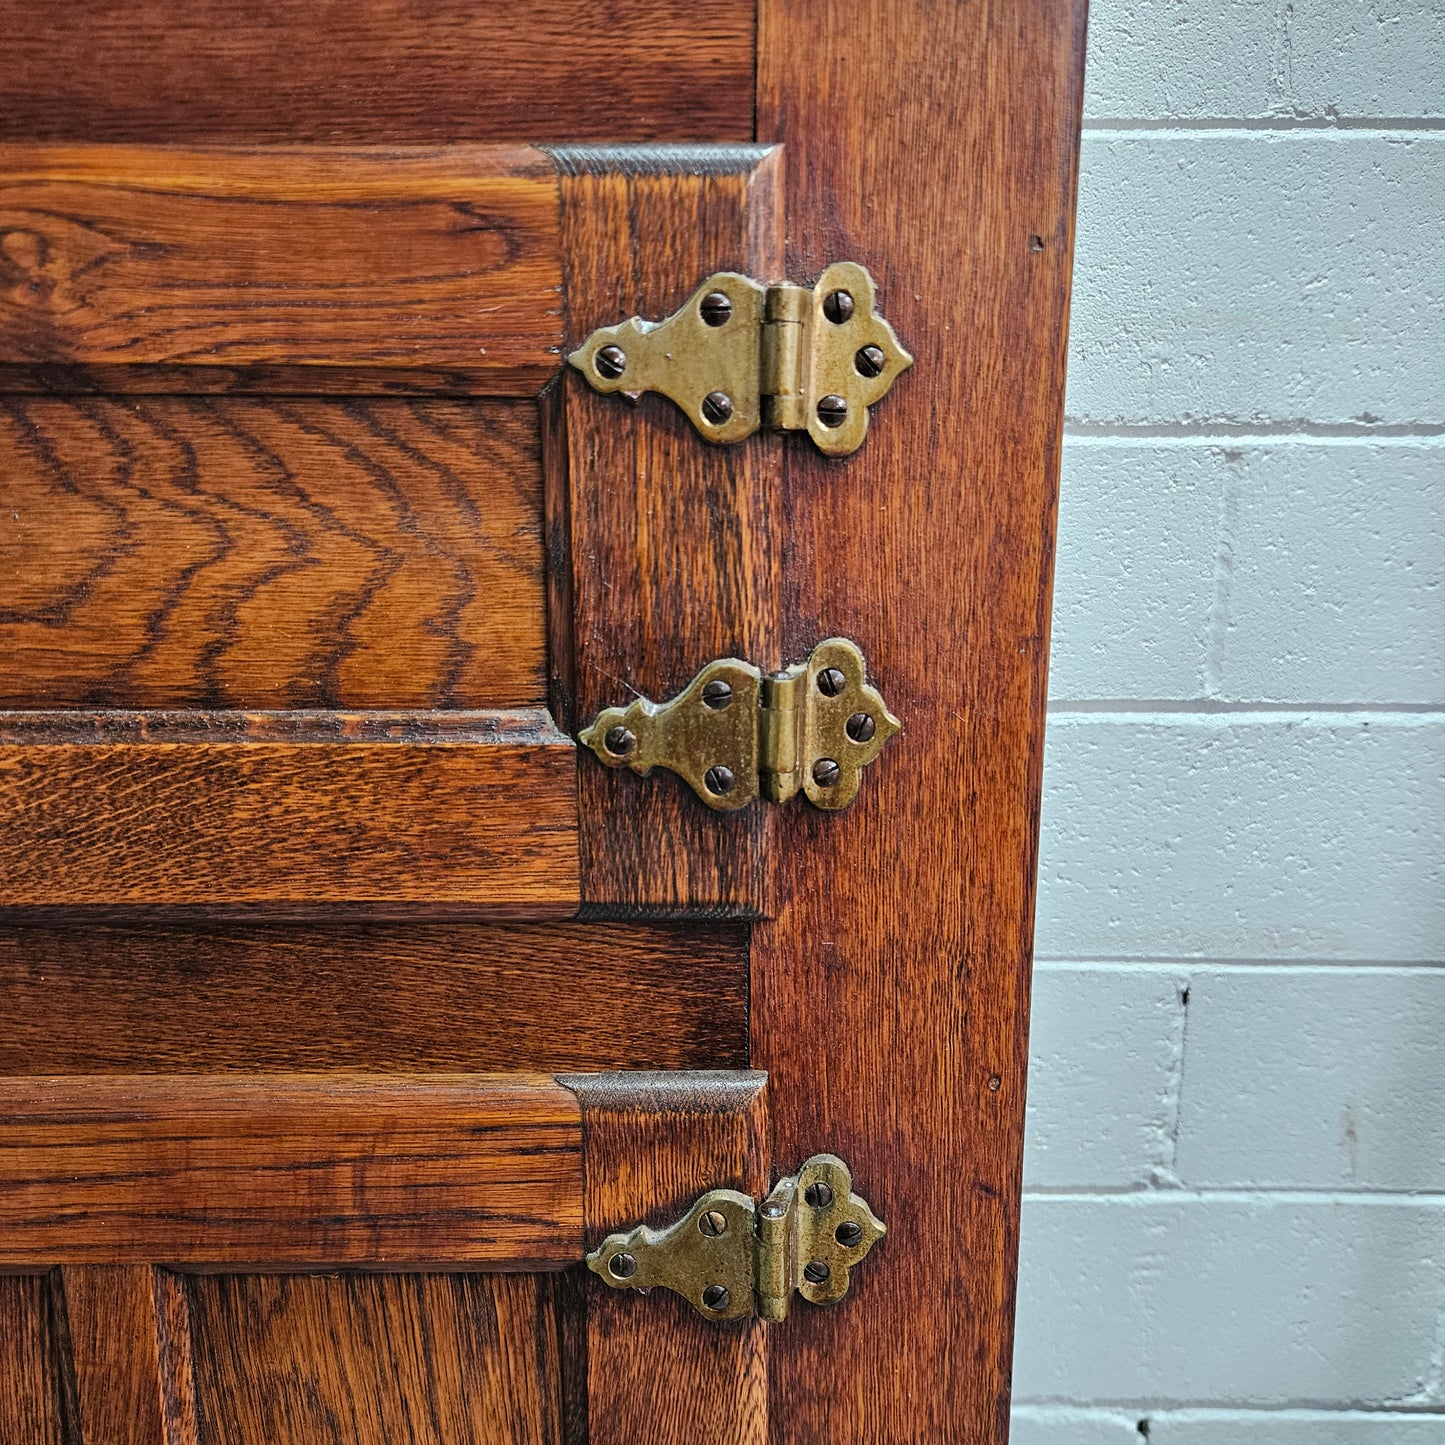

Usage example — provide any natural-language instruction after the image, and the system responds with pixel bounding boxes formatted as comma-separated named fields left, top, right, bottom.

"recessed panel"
left=0, top=398, right=546, bottom=709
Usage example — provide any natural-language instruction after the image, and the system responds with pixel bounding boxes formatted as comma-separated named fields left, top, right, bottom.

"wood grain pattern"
left=0, top=145, right=562, bottom=389
left=559, top=1071, right=769, bottom=1445
left=551, top=146, right=783, bottom=912
left=186, top=1273, right=564, bottom=1445
left=0, top=918, right=748, bottom=1075
left=0, top=709, right=579, bottom=907
left=0, top=1074, right=584, bottom=1266
left=60, top=1266, right=200, bottom=1445
left=0, top=2, right=754, bottom=147
left=754, top=3, right=1088, bottom=1440
left=0, top=1274, right=63, bottom=1445
left=0, top=398, right=545, bottom=709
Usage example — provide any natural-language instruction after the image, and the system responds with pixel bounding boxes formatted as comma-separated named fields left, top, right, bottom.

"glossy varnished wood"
left=186, top=1273, right=563, bottom=1445
left=559, top=1072, right=769, bottom=1445
left=0, top=398, right=545, bottom=709
left=60, top=1266, right=200, bottom=1444
left=0, top=146, right=562, bottom=390
left=0, top=1275, right=62, bottom=1444
left=0, top=1074, right=584, bottom=1266
left=0, top=710, right=578, bottom=907
left=754, top=2, right=1088, bottom=1439
left=551, top=146, right=783, bottom=912
left=0, top=919, right=748, bottom=1075
left=0, top=2, right=754, bottom=147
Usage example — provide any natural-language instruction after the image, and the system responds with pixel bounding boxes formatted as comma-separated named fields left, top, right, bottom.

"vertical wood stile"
left=60, top=1266, right=200, bottom=1444
left=548, top=145, right=785, bottom=913
left=754, top=1, right=1089, bottom=1439
left=559, top=1072, right=770, bottom=1445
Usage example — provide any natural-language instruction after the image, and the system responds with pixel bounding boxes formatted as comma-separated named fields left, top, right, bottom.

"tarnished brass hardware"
left=578, top=638, right=899, bottom=812
left=587, top=1154, right=885, bottom=1324
left=567, top=262, right=912, bottom=456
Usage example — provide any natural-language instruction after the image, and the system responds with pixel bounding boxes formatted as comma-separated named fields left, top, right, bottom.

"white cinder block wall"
left=1012, top=2, right=1445, bottom=1440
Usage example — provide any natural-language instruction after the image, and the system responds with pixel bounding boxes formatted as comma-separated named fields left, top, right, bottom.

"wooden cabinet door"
left=0, top=4, right=1086, bottom=1441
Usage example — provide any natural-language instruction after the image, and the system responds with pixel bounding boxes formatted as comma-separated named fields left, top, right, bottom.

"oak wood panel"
left=0, top=710, right=579, bottom=908
left=0, top=1074, right=584, bottom=1267
left=754, top=3, right=1087, bottom=1440
left=0, top=919, right=748, bottom=1075
left=551, top=146, right=783, bottom=912
left=0, top=2, right=754, bottom=147
left=0, top=1275, right=63, bottom=1445
left=60, top=1266, right=200, bottom=1445
left=560, top=1072, right=768, bottom=1445
left=0, top=145, right=562, bottom=389
left=0, top=398, right=545, bottom=709
left=186, top=1273, right=563, bottom=1445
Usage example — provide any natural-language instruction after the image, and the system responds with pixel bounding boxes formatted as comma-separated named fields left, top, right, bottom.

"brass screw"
left=609, top=1252, right=637, bottom=1279
left=595, top=345, right=626, bottom=379
left=846, top=711, right=876, bottom=743
left=803, top=1260, right=831, bottom=1284
left=701, top=679, right=733, bottom=710
left=702, top=391, right=734, bottom=425
left=698, top=1209, right=728, bottom=1237
left=812, top=758, right=841, bottom=789
left=816, top=394, right=848, bottom=428
left=804, top=1181, right=833, bottom=1208
left=701, top=1284, right=731, bottom=1311
left=704, top=764, right=735, bottom=796
left=822, top=289, right=855, bottom=324
left=855, top=344, right=886, bottom=378
left=816, top=667, right=846, bottom=697
left=603, top=725, right=637, bottom=757
left=700, top=291, right=733, bottom=327
left=835, top=1221, right=864, bottom=1248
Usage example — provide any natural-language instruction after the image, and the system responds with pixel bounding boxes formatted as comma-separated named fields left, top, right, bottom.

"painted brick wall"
left=1012, top=2, right=1445, bottom=1440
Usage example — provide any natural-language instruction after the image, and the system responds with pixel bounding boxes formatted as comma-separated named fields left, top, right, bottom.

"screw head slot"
left=609, top=1252, right=637, bottom=1279
left=703, top=764, right=736, bottom=796
left=822, top=289, right=855, bottom=324
left=701, top=391, right=734, bottom=425
left=855, top=344, right=886, bottom=377
left=812, top=758, right=842, bottom=789
left=701, top=679, right=733, bottom=710
left=816, top=667, right=846, bottom=698
left=701, top=1284, right=731, bottom=1312
left=698, top=1210, right=728, bottom=1237
left=816, top=394, right=848, bottom=428
left=803, top=1181, right=834, bottom=1209
left=595, top=345, right=627, bottom=379
left=603, top=725, right=637, bottom=757
left=803, top=1260, right=832, bottom=1284
left=845, top=711, right=876, bottom=743
left=835, top=1221, right=864, bottom=1248
left=700, top=291, right=733, bottom=327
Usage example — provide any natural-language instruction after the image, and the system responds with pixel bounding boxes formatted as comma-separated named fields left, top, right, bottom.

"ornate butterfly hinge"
left=587, top=1154, right=886, bottom=1323
left=578, top=638, right=900, bottom=812
left=567, top=262, right=912, bottom=455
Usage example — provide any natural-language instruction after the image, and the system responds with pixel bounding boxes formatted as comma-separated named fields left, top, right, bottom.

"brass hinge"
left=587, top=1155, right=885, bottom=1323
left=567, top=263, right=912, bottom=456
left=578, top=638, right=899, bottom=811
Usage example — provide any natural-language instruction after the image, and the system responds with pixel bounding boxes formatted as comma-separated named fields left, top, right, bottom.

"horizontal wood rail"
left=0, top=709, right=580, bottom=908
left=0, top=1071, right=771, bottom=1273
left=0, top=144, right=564, bottom=393
left=0, top=1073, right=585, bottom=1267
